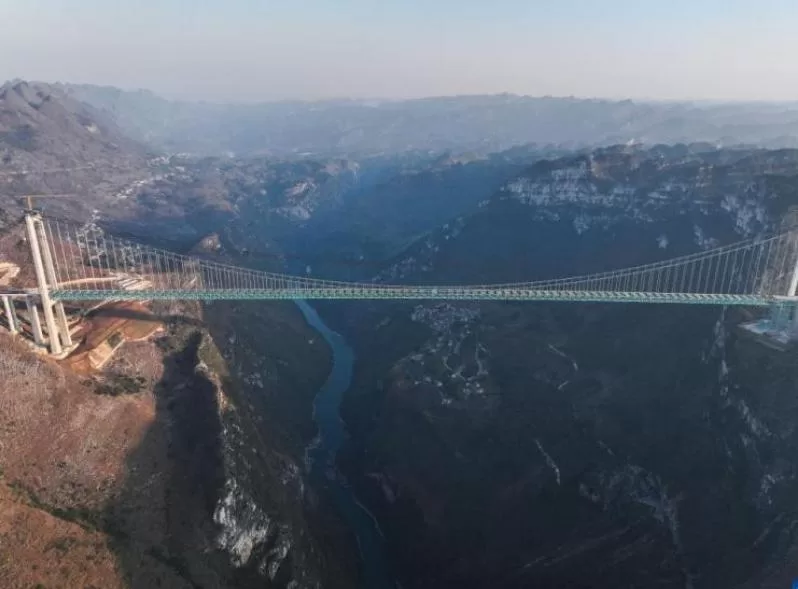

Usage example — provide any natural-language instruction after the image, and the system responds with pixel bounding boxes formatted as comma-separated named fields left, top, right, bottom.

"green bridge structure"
left=3, top=211, right=798, bottom=355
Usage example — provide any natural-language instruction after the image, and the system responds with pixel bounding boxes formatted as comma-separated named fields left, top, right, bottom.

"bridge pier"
left=757, top=301, right=798, bottom=343
left=25, top=296, right=45, bottom=346
left=2, top=295, right=18, bottom=334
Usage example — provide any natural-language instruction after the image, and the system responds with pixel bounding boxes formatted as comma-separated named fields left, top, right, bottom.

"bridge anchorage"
left=3, top=210, right=798, bottom=355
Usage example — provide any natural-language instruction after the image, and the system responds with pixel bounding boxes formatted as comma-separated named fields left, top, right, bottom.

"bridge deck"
left=51, top=289, right=775, bottom=306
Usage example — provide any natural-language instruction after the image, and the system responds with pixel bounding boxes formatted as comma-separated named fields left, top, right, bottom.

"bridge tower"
left=761, top=230, right=798, bottom=338
left=24, top=209, right=72, bottom=355
left=785, top=231, right=798, bottom=335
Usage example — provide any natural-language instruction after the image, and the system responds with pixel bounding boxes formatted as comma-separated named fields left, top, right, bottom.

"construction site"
left=0, top=216, right=161, bottom=373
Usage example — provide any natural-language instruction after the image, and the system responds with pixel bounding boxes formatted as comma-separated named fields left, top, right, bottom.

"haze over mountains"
left=60, top=83, right=798, bottom=156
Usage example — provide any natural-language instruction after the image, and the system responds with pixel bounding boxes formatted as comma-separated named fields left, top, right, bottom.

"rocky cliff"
left=0, top=295, right=356, bottom=589
left=324, top=145, right=798, bottom=588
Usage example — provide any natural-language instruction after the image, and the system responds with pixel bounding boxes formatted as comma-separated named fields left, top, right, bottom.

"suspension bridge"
left=3, top=210, right=798, bottom=355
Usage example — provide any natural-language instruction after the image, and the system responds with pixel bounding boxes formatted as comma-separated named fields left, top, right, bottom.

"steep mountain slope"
left=0, top=80, right=153, bottom=227
left=0, top=294, right=355, bottom=589
left=113, top=147, right=552, bottom=279
left=61, top=83, right=798, bottom=156
left=0, top=81, right=146, bottom=169
left=286, top=147, right=570, bottom=271
left=323, top=145, right=798, bottom=588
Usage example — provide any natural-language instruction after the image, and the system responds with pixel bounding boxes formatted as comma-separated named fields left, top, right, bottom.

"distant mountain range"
left=59, top=83, right=798, bottom=157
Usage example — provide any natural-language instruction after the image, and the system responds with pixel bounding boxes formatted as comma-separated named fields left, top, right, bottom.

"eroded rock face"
left=197, top=301, right=357, bottom=589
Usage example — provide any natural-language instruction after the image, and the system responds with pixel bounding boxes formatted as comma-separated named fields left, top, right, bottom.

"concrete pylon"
left=35, top=219, right=72, bottom=348
left=2, top=295, right=17, bottom=334
left=789, top=234, right=798, bottom=298
left=785, top=233, right=798, bottom=337
left=26, top=296, right=45, bottom=346
left=24, top=211, right=66, bottom=355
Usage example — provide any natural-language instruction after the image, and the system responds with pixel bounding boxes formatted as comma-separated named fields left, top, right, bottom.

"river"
left=296, top=300, right=395, bottom=589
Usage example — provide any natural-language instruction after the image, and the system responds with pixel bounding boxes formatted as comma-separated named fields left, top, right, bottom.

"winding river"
left=296, top=301, right=395, bottom=589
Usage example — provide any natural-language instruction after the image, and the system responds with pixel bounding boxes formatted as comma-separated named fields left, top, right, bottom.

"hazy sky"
left=2, top=0, right=798, bottom=102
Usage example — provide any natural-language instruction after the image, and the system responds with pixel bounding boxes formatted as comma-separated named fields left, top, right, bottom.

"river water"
left=296, top=300, right=395, bottom=589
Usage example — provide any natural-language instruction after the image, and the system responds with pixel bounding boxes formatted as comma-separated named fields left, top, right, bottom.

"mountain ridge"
left=53, top=82, right=798, bottom=157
